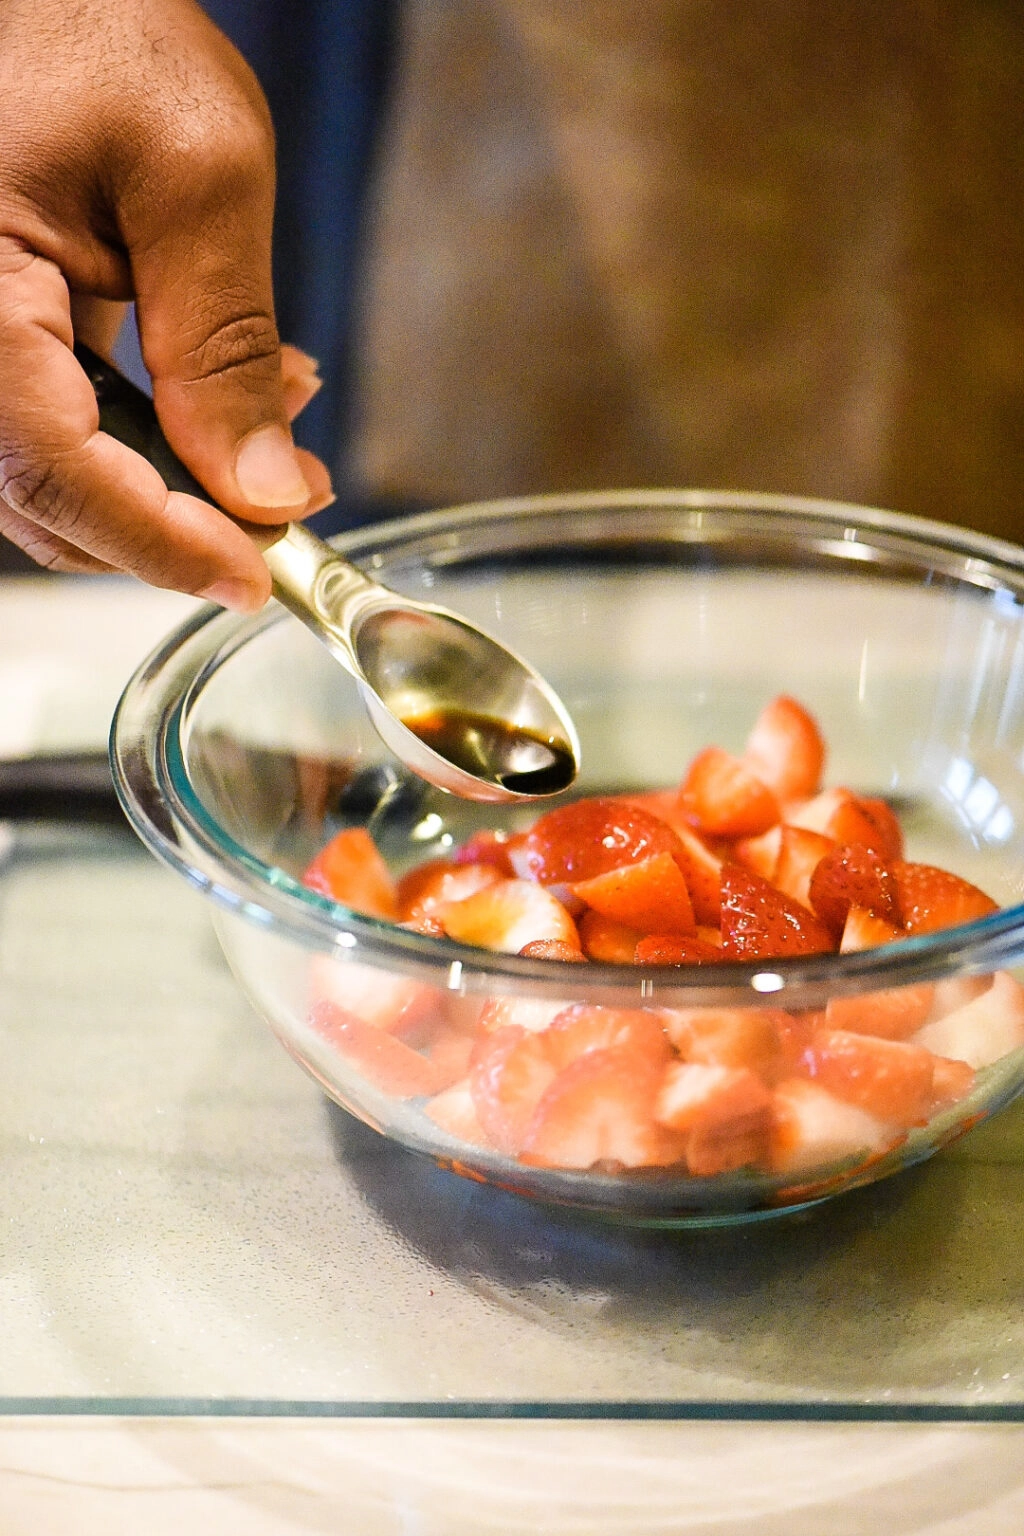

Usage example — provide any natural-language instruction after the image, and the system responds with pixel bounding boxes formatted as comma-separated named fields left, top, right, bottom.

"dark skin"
left=0, top=0, right=333, bottom=611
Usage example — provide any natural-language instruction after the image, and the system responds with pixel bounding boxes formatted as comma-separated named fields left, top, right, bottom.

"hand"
left=0, top=0, right=333, bottom=610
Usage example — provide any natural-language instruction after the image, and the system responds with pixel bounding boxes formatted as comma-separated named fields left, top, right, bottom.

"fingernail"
left=281, top=370, right=323, bottom=422
left=234, top=424, right=310, bottom=509
left=198, top=578, right=265, bottom=613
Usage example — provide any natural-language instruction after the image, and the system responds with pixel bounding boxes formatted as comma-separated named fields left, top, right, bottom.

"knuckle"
left=0, top=447, right=86, bottom=542
left=181, top=309, right=280, bottom=389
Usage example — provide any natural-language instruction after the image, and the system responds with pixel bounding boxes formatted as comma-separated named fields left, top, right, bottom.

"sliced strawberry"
left=928, top=1056, right=976, bottom=1112
left=825, top=983, right=934, bottom=1040
left=571, top=851, right=696, bottom=935
left=633, top=933, right=725, bottom=965
left=309, top=1000, right=446, bottom=1098
left=719, top=864, right=835, bottom=960
left=655, top=1061, right=774, bottom=1176
left=519, top=939, right=588, bottom=962
left=520, top=1046, right=686, bottom=1170
left=678, top=747, right=780, bottom=839
left=770, top=1077, right=899, bottom=1175
left=840, top=905, right=904, bottom=953
left=438, top=878, right=581, bottom=955
left=302, top=827, right=399, bottom=919
left=660, top=1005, right=787, bottom=1078
left=743, top=695, right=826, bottom=802
left=475, top=995, right=572, bottom=1035
left=308, top=954, right=439, bottom=1035
left=807, top=844, right=902, bottom=937
left=616, top=793, right=725, bottom=924
left=787, top=788, right=903, bottom=861
left=469, top=1025, right=560, bottom=1153
left=732, top=825, right=783, bottom=881
left=424, top=1079, right=491, bottom=1145
left=893, top=861, right=999, bottom=935
left=452, top=829, right=515, bottom=873
left=913, top=968, right=1024, bottom=1068
left=773, top=825, right=835, bottom=909
left=510, top=797, right=687, bottom=885
left=578, top=909, right=648, bottom=963
left=543, top=1003, right=672, bottom=1072
left=396, top=858, right=501, bottom=921
left=804, top=1028, right=936, bottom=1127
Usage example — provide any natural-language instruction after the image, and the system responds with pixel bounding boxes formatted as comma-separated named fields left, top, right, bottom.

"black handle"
left=73, top=343, right=217, bottom=505
left=0, top=751, right=125, bottom=824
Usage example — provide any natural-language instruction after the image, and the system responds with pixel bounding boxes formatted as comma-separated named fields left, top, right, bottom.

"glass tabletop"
left=2, top=573, right=1024, bottom=1422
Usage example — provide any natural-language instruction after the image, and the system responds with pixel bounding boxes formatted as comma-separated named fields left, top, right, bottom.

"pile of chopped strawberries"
left=300, top=695, right=1024, bottom=1184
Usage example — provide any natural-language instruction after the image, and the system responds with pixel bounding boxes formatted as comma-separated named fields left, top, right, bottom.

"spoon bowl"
left=75, top=343, right=579, bottom=801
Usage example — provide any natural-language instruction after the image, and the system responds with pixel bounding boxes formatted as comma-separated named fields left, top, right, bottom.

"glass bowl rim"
left=110, top=488, right=1024, bottom=1008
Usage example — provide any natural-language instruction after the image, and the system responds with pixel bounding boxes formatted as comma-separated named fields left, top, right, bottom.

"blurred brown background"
left=348, top=0, right=1024, bottom=542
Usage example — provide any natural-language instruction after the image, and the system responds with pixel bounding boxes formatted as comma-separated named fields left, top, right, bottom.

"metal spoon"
left=75, top=343, right=580, bottom=802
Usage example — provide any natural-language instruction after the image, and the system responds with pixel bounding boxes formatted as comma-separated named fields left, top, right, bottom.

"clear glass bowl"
left=111, top=490, right=1024, bottom=1225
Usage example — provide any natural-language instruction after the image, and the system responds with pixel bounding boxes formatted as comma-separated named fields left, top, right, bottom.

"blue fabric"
left=201, top=0, right=398, bottom=485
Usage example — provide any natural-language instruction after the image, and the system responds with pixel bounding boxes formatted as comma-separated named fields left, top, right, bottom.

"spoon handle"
left=72, top=342, right=370, bottom=651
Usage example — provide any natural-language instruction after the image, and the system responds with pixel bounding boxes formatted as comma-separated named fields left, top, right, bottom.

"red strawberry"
left=732, top=825, right=783, bottom=880
left=309, top=1000, right=446, bottom=1098
left=396, top=859, right=500, bottom=921
left=616, top=791, right=724, bottom=923
left=743, top=695, right=826, bottom=801
left=824, top=982, right=934, bottom=1040
left=773, top=825, right=835, bottom=909
left=633, top=933, right=725, bottom=965
left=424, top=1080, right=490, bottom=1145
left=572, top=851, right=696, bottom=935
left=543, top=1003, right=673, bottom=1072
left=928, top=1056, right=976, bottom=1112
left=770, top=1077, right=898, bottom=1175
left=787, top=788, right=903, bottom=861
left=678, top=747, right=780, bottom=839
left=893, top=861, right=999, bottom=935
left=578, top=910, right=648, bottom=963
left=655, top=1061, right=774, bottom=1176
left=475, top=995, right=571, bottom=1035
left=308, top=954, right=439, bottom=1035
left=438, top=878, right=581, bottom=955
left=840, top=905, right=904, bottom=952
left=660, top=1005, right=787, bottom=1077
left=519, top=939, right=588, bottom=962
left=803, top=1028, right=937, bottom=1127
left=719, top=864, right=835, bottom=960
left=913, top=968, right=1024, bottom=1068
left=520, top=1046, right=686, bottom=1170
left=302, top=827, right=399, bottom=919
left=510, top=797, right=687, bottom=885
left=807, top=844, right=902, bottom=937
left=452, top=829, right=515, bottom=873
left=469, top=1025, right=560, bottom=1153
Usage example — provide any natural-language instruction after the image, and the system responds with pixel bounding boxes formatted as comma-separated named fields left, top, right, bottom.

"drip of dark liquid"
left=400, top=708, right=575, bottom=794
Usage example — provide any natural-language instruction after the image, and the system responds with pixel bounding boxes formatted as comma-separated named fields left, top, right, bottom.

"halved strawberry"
left=616, top=794, right=724, bottom=924
left=510, top=797, right=687, bottom=885
left=396, top=858, right=501, bottom=921
left=928, top=1056, right=977, bottom=1111
left=308, top=954, right=439, bottom=1035
left=452, top=829, right=515, bottom=873
left=520, top=1046, right=686, bottom=1170
left=743, top=695, right=826, bottom=802
left=719, top=864, right=835, bottom=960
left=543, top=1003, right=672, bottom=1072
left=578, top=909, right=648, bottom=963
left=302, top=827, right=399, bottom=919
left=824, top=982, right=934, bottom=1040
left=773, top=825, right=835, bottom=909
left=475, top=995, right=572, bottom=1035
left=437, top=878, right=581, bottom=955
left=571, top=851, right=696, bottom=935
left=770, top=1077, right=899, bottom=1175
left=803, top=1028, right=936, bottom=1127
left=519, top=939, right=588, bottom=962
left=839, top=905, right=904, bottom=953
left=732, top=825, right=783, bottom=881
left=787, top=788, right=903, bottom=861
left=633, top=933, right=725, bottom=965
left=660, top=1005, right=787, bottom=1077
left=469, top=1025, right=560, bottom=1153
left=424, top=1079, right=491, bottom=1146
left=807, top=844, right=902, bottom=937
left=913, top=968, right=1024, bottom=1068
left=678, top=747, right=780, bottom=839
left=655, top=1061, right=774, bottom=1175
left=893, top=861, right=999, bottom=935
left=309, top=1000, right=446, bottom=1098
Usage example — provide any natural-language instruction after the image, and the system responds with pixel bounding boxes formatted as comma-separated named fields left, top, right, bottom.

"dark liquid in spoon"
left=401, top=708, right=576, bottom=795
